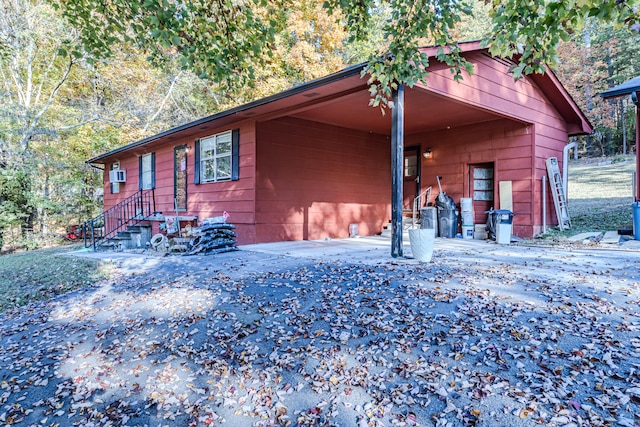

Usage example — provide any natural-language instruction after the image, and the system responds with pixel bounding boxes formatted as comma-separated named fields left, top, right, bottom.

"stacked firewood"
left=187, top=222, right=238, bottom=255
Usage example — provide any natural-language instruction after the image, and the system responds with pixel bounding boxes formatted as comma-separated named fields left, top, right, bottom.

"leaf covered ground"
left=1, top=241, right=640, bottom=427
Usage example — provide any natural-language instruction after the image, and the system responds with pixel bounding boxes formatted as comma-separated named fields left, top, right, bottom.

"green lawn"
left=541, top=154, right=636, bottom=239
left=0, top=245, right=113, bottom=313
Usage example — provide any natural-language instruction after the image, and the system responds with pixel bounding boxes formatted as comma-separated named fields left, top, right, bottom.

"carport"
left=600, top=76, right=640, bottom=202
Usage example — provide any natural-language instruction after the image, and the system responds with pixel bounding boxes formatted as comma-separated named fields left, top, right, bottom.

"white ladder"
left=546, top=157, right=571, bottom=230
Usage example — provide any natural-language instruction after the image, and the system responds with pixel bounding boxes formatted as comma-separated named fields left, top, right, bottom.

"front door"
left=403, top=146, right=421, bottom=211
left=470, top=163, right=494, bottom=224
left=174, top=146, right=188, bottom=210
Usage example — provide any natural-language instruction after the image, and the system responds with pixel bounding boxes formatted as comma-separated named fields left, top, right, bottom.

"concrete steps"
left=99, top=225, right=152, bottom=251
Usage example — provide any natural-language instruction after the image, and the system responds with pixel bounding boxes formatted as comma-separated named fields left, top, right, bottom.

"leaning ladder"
left=546, top=157, right=571, bottom=230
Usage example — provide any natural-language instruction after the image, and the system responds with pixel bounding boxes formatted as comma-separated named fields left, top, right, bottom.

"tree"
left=0, top=0, right=225, bottom=249
left=555, top=21, right=640, bottom=156
left=0, top=0, right=85, bottom=244
left=50, top=0, right=640, bottom=109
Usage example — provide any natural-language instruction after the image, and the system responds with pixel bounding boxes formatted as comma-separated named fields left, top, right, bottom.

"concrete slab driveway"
left=1, top=237, right=640, bottom=426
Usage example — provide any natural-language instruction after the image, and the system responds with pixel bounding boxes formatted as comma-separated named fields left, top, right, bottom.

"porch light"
left=423, top=149, right=432, bottom=159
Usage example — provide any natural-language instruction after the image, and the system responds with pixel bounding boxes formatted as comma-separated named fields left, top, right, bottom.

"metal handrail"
left=82, top=189, right=156, bottom=251
left=412, top=186, right=432, bottom=228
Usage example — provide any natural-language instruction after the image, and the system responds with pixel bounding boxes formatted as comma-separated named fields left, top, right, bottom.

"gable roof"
left=88, top=41, right=591, bottom=164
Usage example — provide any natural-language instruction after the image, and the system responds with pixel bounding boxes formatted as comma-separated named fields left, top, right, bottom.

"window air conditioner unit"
left=109, top=169, right=126, bottom=183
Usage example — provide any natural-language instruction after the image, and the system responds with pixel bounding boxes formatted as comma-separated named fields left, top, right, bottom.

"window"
left=110, top=162, right=120, bottom=194
left=194, top=129, right=239, bottom=184
left=139, top=153, right=155, bottom=190
left=404, top=153, right=418, bottom=178
left=472, top=166, right=494, bottom=201
left=174, top=146, right=187, bottom=210
left=201, top=131, right=232, bottom=182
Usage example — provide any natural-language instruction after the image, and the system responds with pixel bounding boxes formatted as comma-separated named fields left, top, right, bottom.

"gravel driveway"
left=1, top=238, right=640, bottom=426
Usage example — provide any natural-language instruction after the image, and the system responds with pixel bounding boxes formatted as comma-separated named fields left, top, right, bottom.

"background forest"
left=0, top=0, right=639, bottom=251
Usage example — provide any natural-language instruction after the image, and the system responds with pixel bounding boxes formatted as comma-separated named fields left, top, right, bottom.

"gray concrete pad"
left=568, top=231, right=601, bottom=242
left=602, top=230, right=621, bottom=244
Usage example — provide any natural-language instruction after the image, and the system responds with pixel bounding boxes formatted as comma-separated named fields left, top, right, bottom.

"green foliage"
left=53, top=0, right=276, bottom=92
left=50, top=0, right=640, bottom=108
left=554, top=21, right=640, bottom=156
left=0, top=168, right=33, bottom=228
left=486, top=0, right=640, bottom=79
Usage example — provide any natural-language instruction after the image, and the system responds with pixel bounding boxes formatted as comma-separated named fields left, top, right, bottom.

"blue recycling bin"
left=633, top=202, right=640, bottom=240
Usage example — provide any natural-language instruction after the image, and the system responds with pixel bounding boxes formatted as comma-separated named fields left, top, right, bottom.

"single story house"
left=86, top=41, right=592, bottom=251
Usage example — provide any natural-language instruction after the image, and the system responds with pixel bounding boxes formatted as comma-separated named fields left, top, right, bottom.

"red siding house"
left=87, top=42, right=592, bottom=250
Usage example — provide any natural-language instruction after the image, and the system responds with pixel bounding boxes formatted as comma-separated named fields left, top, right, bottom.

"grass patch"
left=535, top=155, right=636, bottom=241
left=0, top=244, right=114, bottom=313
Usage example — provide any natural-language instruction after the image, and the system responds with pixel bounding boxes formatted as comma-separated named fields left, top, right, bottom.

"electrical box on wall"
left=109, top=169, right=126, bottom=183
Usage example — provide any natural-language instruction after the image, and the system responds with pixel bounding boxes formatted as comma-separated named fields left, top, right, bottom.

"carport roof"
left=88, top=42, right=592, bottom=164
left=600, top=76, right=640, bottom=99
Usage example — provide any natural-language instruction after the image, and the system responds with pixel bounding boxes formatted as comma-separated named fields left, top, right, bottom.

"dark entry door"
left=174, top=146, right=188, bottom=210
left=403, top=146, right=421, bottom=210
left=470, top=163, right=494, bottom=224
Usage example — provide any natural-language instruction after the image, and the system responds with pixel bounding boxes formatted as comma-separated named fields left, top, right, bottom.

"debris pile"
left=187, top=222, right=238, bottom=255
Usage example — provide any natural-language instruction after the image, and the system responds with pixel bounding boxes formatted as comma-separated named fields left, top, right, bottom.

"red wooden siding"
left=97, top=49, right=581, bottom=244
left=102, top=121, right=258, bottom=244
left=254, top=117, right=391, bottom=242
left=416, top=53, right=572, bottom=234
left=406, top=119, right=538, bottom=237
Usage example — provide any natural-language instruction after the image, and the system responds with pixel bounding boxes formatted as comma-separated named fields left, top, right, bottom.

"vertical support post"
left=391, top=84, right=405, bottom=258
left=635, top=93, right=640, bottom=202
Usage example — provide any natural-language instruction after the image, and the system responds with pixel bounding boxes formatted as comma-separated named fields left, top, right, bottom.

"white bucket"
left=409, top=228, right=435, bottom=262
left=462, top=225, right=474, bottom=239
left=460, top=198, right=473, bottom=212
left=461, top=211, right=474, bottom=226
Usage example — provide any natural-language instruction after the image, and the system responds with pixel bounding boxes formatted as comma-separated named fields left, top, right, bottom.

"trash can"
left=438, top=209, right=458, bottom=238
left=420, top=207, right=438, bottom=237
left=633, top=202, right=640, bottom=240
left=487, top=209, right=514, bottom=244
left=436, top=192, right=457, bottom=238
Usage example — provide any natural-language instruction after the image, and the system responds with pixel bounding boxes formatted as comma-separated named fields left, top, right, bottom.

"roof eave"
left=600, top=76, right=640, bottom=99
left=87, top=62, right=367, bottom=164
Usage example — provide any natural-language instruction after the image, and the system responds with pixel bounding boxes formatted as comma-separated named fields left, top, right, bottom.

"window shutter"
left=150, top=152, right=156, bottom=189
left=138, top=156, right=143, bottom=190
left=194, top=139, right=201, bottom=184
left=231, top=129, right=240, bottom=181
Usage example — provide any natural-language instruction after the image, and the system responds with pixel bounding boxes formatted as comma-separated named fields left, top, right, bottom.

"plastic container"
left=420, top=207, right=438, bottom=237
left=461, top=211, right=474, bottom=226
left=633, top=202, right=640, bottom=240
left=462, top=225, right=474, bottom=239
left=460, top=197, right=473, bottom=212
left=488, top=209, right=514, bottom=244
left=409, top=228, right=435, bottom=262
left=438, top=209, right=458, bottom=238
left=487, top=209, right=514, bottom=240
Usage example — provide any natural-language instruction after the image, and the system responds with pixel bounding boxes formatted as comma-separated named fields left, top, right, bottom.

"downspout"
left=563, top=141, right=578, bottom=200
left=542, top=175, right=547, bottom=233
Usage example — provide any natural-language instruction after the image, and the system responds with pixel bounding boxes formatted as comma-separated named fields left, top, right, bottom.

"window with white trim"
left=140, top=153, right=155, bottom=190
left=200, top=131, right=232, bottom=183
left=110, top=162, right=120, bottom=194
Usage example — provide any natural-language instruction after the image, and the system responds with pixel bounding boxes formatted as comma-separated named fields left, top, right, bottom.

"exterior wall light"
left=423, top=149, right=432, bottom=159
